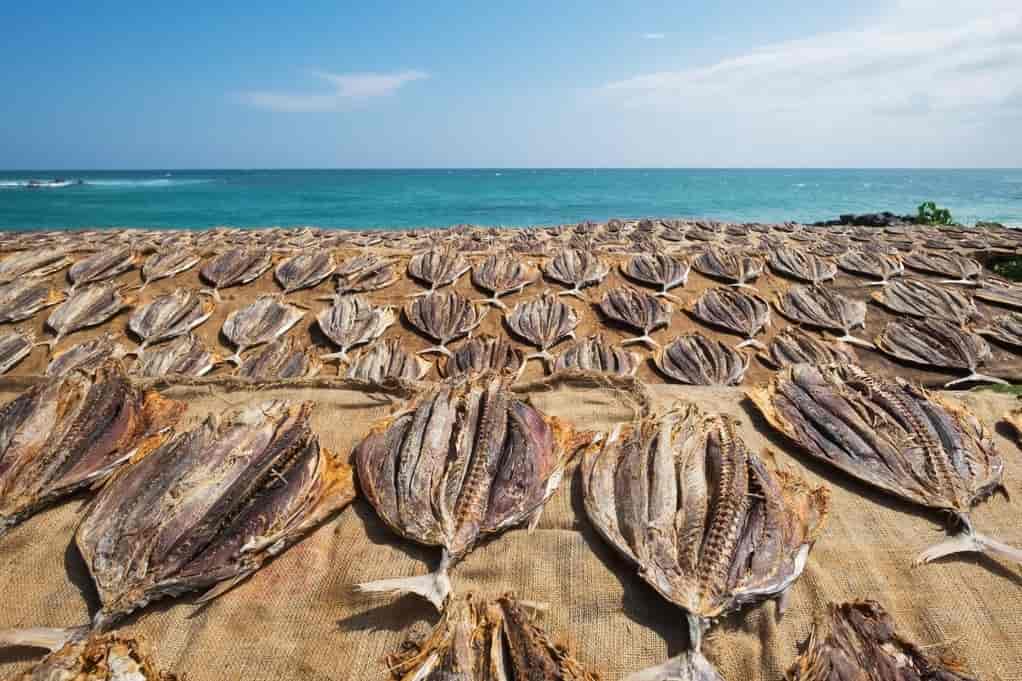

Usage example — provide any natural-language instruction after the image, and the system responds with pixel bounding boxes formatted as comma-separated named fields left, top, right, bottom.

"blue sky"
left=1, top=1, right=1020, bottom=168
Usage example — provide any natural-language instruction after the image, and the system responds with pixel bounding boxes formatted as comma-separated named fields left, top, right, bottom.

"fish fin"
left=194, top=570, right=257, bottom=605
left=835, top=333, right=875, bottom=349
left=475, top=297, right=508, bottom=312
left=557, top=289, right=588, bottom=302
left=319, top=350, right=349, bottom=362
left=418, top=345, right=453, bottom=358
left=944, top=372, right=1009, bottom=387
left=736, top=338, right=766, bottom=351
left=0, top=626, right=87, bottom=652
left=915, top=529, right=1022, bottom=566
left=621, top=335, right=660, bottom=350
left=622, top=651, right=723, bottom=681
left=354, top=566, right=452, bottom=612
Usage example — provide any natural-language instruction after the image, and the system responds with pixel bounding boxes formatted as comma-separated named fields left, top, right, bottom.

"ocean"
left=0, top=169, right=1020, bottom=230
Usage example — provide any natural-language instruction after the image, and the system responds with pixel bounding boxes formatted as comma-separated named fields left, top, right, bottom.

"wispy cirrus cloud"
left=245, top=69, right=428, bottom=112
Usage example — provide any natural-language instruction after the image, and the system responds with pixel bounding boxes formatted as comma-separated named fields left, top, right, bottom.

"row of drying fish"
left=0, top=360, right=1016, bottom=679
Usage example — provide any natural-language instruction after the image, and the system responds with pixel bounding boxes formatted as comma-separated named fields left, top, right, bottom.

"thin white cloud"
left=643, top=33, right=665, bottom=40
left=245, top=70, right=428, bottom=112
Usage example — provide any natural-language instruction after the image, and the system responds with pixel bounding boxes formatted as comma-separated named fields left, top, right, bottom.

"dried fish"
left=775, top=285, right=872, bottom=348
left=875, top=318, right=1004, bottom=386
left=440, top=334, right=524, bottom=379
left=237, top=336, right=320, bottom=380
left=553, top=334, right=639, bottom=376
left=871, top=279, right=978, bottom=326
left=317, top=294, right=396, bottom=364
left=355, top=373, right=585, bottom=609
left=345, top=338, right=430, bottom=383
left=6, top=633, right=178, bottom=681
left=0, top=400, right=355, bottom=634
left=46, top=333, right=129, bottom=377
left=404, top=291, right=484, bottom=357
left=0, top=329, right=35, bottom=374
left=691, top=287, right=770, bottom=350
left=976, top=312, right=1022, bottom=348
left=787, top=600, right=976, bottom=681
left=506, top=291, right=579, bottom=369
left=140, top=249, right=200, bottom=289
left=0, top=250, right=72, bottom=284
left=750, top=363, right=1022, bottom=566
left=275, top=251, right=336, bottom=293
left=837, top=251, right=903, bottom=285
left=199, top=248, right=272, bottom=300
left=407, top=248, right=471, bottom=295
left=471, top=253, right=537, bottom=310
left=68, top=248, right=137, bottom=291
left=655, top=333, right=748, bottom=386
left=542, top=249, right=610, bottom=299
left=974, top=279, right=1022, bottom=309
left=331, top=254, right=398, bottom=296
left=599, top=286, right=672, bottom=349
left=222, top=294, right=305, bottom=365
left=45, top=284, right=132, bottom=349
left=132, top=333, right=219, bottom=378
left=387, top=593, right=597, bottom=681
left=622, top=252, right=690, bottom=298
left=128, top=288, right=214, bottom=354
left=583, top=403, right=828, bottom=681
left=769, top=248, right=838, bottom=285
left=0, top=363, right=182, bottom=537
left=691, top=248, right=763, bottom=288
left=903, top=252, right=982, bottom=285
left=760, top=327, right=857, bottom=369
left=0, top=279, right=64, bottom=323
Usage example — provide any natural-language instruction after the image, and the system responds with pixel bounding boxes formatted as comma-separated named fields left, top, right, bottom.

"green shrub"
left=916, top=201, right=954, bottom=225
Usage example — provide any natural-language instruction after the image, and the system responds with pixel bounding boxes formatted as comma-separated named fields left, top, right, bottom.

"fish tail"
left=736, top=338, right=766, bottom=351
left=915, top=527, right=1022, bottom=566
left=944, top=372, right=1009, bottom=388
left=0, top=625, right=88, bottom=651
left=354, top=564, right=452, bottom=612
left=621, top=334, right=661, bottom=350
left=621, top=650, right=722, bottom=681
left=225, top=352, right=243, bottom=367
left=417, top=345, right=453, bottom=358
left=836, top=333, right=875, bottom=350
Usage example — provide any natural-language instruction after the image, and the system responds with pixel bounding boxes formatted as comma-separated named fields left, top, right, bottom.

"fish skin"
left=132, top=333, right=218, bottom=378
left=471, top=252, right=537, bottom=297
left=875, top=318, right=998, bottom=384
left=0, top=280, right=65, bottom=323
left=977, top=311, right=1022, bottom=347
left=332, top=254, right=398, bottom=295
left=46, top=284, right=132, bottom=348
left=903, top=252, right=982, bottom=282
left=0, top=362, right=183, bottom=537
left=46, top=333, right=129, bottom=377
left=582, top=402, right=828, bottom=681
left=542, top=249, right=609, bottom=297
left=691, top=248, right=763, bottom=287
left=440, top=334, right=523, bottom=379
left=10, top=633, right=179, bottom=681
left=973, top=279, right=1022, bottom=309
left=199, top=248, right=272, bottom=295
left=0, top=250, right=72, bottom=284
left=871, top=279, right=978, bottom=326
left=0, top=330, right=34, bottom=375
left=837, top=250, right=903, bottom=283
left=404, top=291, right=484, bottom=355
left=554, top=333, right=639, bottom=377
left=237, top=336, right=320, bottom=380
left=655, top=334, right=748, bottom=386
left=140, top=249, right=201, bottom=288
left=506, top=291, right=578, bottom=366
left=774, top=285, right=870, bottom=346
left=68, top=248, right=138, bottom=291
left=74, top=399, right=354, bottom=629
left=407, top=247, right=471, bottom=292
left=222, top=294, right=305, bottom=365
left=345, top=338, right=430, bottom=383
left=691, top=287, right=770, bottom=348
left=759, top=327, right=857, bottom=369
left=317, top=294, right=396, bottom=363
left=787, top=600, right=977, bottom=681
left=274, top=251, right=336, bottom=293
left=622, top=252, right=690, bottom=294
left=128, top=288, right=215, bottom=351
left=599, top=286, right=672, bottom=347
left=768, top=248, right=837, bottom=285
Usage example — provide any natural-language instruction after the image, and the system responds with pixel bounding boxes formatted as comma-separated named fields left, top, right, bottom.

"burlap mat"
left=1, top=379, right=1020, bottom=680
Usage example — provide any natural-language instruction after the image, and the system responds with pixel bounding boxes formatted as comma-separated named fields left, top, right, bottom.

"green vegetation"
left=916, top=201, right=954, bottom=225
left=992, top=258, right=1022, bottom=282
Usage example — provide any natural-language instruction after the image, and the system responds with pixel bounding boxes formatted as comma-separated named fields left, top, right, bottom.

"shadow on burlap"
left=0, top=379, right=1020, bottom=681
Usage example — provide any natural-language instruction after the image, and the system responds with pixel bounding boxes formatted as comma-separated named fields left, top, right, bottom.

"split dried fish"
left=0, top=399, right=355, bottom=634
left=0, top=363, right=182, bottom=537
left=331, top=254, right=398, bottom=296
left=275, top=251, right=336, bottom=293
left=583, top=402, right=828, bottom=681
left=199, top=247, right=272, bottom=300
left=132, top=333, right=218, bottom=378
left=440, top=334, right=524, bottom=379
left=387, top=593, right=597, bottom=681
left=787, top=600, right=976, bottom=681
left=976, top=312, right=1022, bottom=348
left=506, top=291, right=579, bottom=369
left=691, top=248, right=763, bottom=288
left=553, top=333, right=639, bottom=376
left=46, top=284, right=132, bottom=349
left=775, top=285, right=872, bottom=348
left=67, top=248, right=137, bottom=292
left=6, top=633, right=178, bottom=681
left=837, top=251, right=903, bottom=285
left=404, top=291, right=484, bottom=357
left=875, top=318, right=1004, bottom=386
left=237, top=336, right=320, bottom=380
left=974, top=280, right=1022, bottom=309
left=355, top=373, right=584, bottom=609
left=0, top=279, right=64, bottom=323
left=760, top=327, right=856, bottom=369
left=0, top=250, right=71, bottom=284
left=622, top=252, right=690, bottom=298
left=871, top=279, right=978, bottom=326
left=140, top=249, right=200, bottom=289
left=691, top=287, right=770, bottom=350
left=903, top=252, right=982, bottom=285
left=46, top=333, right=129, bottom=377
left=543, top=249, right=610, bottom=299
left=222, top=294, right=305, bottom=365
left=471, top=253, right=537, bottom=310
left=0, top=329, right=35, bottom=374
left=407, top=248, right=471, bottom=295
left=599, top=286, right=672, bottom=349
left=128, top=288, right=214, bottom=354
left=655, top=333, right=748, bottom=386
left=318, top=294, right=396, bottom=363
left=769, top=248, right=837, bottom=285
left=346, top=338, right=430, bottom=383
left=750, top=362, right=1022, bottom=566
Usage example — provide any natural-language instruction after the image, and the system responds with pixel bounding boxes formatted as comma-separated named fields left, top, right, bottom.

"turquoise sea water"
left=0, top=169, right=1020, bottom=230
